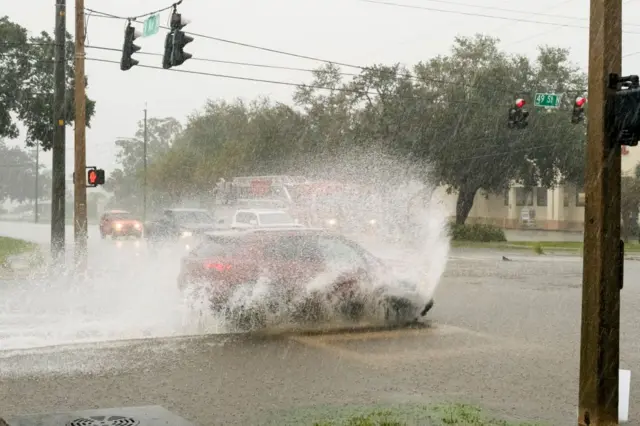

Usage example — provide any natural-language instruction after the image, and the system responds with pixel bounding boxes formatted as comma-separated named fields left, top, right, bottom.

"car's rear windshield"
left=193, top=236, right=248, bottom=257
left=258, top=212, right=295, bottom=225
left=260, top=234, right=322, bottom=262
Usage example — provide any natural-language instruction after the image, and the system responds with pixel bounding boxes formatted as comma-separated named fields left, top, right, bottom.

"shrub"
left=448, top=223, right=507, bottom=242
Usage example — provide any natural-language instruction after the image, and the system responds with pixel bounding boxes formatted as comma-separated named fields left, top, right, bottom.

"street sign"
left=534, top=93, right=561, bottom=108
left=142, top=14, right=160, bottom=37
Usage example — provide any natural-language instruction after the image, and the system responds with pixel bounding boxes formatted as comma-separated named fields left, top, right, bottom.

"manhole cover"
left=68, top=416, right=139, bottom=426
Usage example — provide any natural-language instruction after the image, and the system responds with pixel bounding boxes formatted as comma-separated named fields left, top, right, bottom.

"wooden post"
left=578, top=0, right=622, bottom=424
left=73, top=0, right=87, bottom=271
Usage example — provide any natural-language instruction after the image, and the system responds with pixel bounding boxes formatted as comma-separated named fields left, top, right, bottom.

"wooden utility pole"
left=73, top=0, right=87, bottom=271
left=143, top=106, right=148, bottom=223
left=51, top=0, right=66, bottom=259
left=578, top=0, right=622, bottom=424
left=34, top=142, right=39, bottom=224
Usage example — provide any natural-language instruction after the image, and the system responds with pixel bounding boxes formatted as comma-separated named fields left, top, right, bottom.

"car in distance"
left=99, top=210, right=143, bottom=239
left=229, top=209, right=302, bottom=230
left=145, top=208, right=221, bottom=249
left=177, top=227, right=434, bottom=331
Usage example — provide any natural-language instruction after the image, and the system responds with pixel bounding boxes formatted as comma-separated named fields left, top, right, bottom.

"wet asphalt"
left=1, top=246, right=639, bottom=425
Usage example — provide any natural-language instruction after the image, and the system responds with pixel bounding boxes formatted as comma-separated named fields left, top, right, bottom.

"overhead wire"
left=357, top=0, right=640, bottom=34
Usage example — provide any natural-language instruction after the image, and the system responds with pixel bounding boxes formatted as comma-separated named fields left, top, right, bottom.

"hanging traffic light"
left=120, top=22, right=142, bottom=71
left=162, top=9, right=193, bottom=69
left=508, top=98, right=529, bottom=129
left=571, top=96, right=586, bottom=124
left=87, top=168, right=105, bottom=187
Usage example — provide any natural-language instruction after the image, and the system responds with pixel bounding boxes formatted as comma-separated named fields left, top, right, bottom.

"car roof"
left=105, top=210, right=130, bottom=214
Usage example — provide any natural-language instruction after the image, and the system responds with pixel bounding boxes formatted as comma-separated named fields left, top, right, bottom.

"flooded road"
left=1, top=231, right=639, bottom=424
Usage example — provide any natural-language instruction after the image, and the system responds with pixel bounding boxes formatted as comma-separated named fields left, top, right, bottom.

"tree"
left=622, top=165, right=640, bottom=242
left=0, top=140, right=48, bottom=202
left=0, top=16, right=96, bottom=150
left=412, top=35, right=587, bottom=223
left=104, top=117, right=182, bottom=212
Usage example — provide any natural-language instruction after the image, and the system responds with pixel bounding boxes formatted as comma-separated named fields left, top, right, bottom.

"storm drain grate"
left=68, top=416, right=140, bottom=426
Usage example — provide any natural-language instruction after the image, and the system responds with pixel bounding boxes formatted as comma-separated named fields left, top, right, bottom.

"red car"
left=99, top=210, right=143, bottom=239
left=177, top=227, right=434, bottom=330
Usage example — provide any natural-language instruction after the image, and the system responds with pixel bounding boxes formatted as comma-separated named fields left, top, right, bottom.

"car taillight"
left=204, top=262, right=232, bottom=271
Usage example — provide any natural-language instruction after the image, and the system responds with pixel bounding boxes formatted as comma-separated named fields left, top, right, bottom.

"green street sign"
left=142, top=14, right=160, bottom=37
left=534, top=93, right=561, bottom=108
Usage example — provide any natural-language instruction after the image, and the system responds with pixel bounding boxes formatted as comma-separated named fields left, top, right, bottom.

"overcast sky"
left=5, top=0, right=640, bottom=176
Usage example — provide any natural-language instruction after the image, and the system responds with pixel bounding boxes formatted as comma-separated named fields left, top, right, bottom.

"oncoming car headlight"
left=326, top=218, right=337, bottom=226
left=368, top=219, right=377, bottom=225
left=114, top=223, right=123, bottom=230
left=181, top=231, right=193, bottom=238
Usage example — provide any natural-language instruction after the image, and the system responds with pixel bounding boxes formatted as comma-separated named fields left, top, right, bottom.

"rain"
left=1, top=1, right=640, bottom=425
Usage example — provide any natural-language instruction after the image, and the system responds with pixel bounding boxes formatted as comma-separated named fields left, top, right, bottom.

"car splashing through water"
left=177, top=227, right=438, bottom=332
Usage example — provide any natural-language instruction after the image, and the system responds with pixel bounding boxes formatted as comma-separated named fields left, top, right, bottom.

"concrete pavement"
left=2, top=254, right=640, bottom=425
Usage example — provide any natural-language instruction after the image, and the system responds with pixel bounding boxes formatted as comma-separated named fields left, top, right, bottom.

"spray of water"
left=0, top=152, right=450, bottom=354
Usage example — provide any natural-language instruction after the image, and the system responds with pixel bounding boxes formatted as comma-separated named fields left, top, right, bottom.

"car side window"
left=317, top=236, right=368, bottom=269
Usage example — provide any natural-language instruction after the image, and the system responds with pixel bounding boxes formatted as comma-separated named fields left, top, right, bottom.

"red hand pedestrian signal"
left=88, top=170, right=98, bottom=185
left=86, top=168, right=105, bottom=187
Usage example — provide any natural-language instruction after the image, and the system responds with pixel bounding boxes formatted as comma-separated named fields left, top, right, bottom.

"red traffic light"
left=88, top=170, right=98, bottom=185
left=515, top=98, right=526, bottom=108
left=575, top=96, right=586, bottom=107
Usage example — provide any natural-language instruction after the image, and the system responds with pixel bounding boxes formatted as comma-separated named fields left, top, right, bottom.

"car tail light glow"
left=204, top=262, right=232, bottom=271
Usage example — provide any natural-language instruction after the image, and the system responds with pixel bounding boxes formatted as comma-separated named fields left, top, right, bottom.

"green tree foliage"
left=111, top=34, right=586, bottom=223
left=0, top=16, right=96, bottom=151
left=622, top=165, right=640, bottom=242
left=0, top=140, right=50, bottom=202
left=104, top=117, right=182, bottom=212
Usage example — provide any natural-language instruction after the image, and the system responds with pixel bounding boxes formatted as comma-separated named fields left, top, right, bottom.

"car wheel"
left=381, top=296, right=418, bottom=326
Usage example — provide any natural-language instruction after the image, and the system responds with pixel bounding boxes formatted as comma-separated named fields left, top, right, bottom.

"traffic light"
left=508, top=98, right=529, bottom=129
left=87, top=168, right=105, bottom=187
left=571, top=96, right=586, bottom=124
left=608, top=73, right=640, bottom=147
left=162, top=10, right=193, bottom=69
left=120, top=22, right=142, bottom=71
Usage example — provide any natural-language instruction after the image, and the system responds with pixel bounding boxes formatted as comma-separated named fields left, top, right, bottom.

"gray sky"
left=6, top=0, right=640, bottom=175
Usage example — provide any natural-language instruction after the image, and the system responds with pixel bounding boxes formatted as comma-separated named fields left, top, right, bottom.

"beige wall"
left=435, top=145, right=640, bottom=230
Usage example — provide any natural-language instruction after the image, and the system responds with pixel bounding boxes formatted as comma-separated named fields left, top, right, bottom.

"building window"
left=515, top=187, right=533, bottom=206
left=563, top=192, right=569, bottom=207
left=576, top=190, right=585, bottom=207
left=536, top=187, right=548, bottom=207
left=504, top=189, right=509, bottom=206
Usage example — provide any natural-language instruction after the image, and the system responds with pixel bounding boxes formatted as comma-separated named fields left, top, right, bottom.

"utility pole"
left=73, top=0, right=87, bottom=271
left=34, top=142, right=39, bottom=224
left=51, top=0, right=66, bottom=259
left=578, top=0, right=622, bottom=424
left=143, top=105, right=148, bottom=223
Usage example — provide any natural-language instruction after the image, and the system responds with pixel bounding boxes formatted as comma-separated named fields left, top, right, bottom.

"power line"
left=86, top=56, right=589, bottom=107
left=84, top=45, right=361, bottom=77
left=409, top=0, right=640, bottom=28
left=85, top=0, right=183, bottom=21
left=88, top=11, right=369, bottom=71
left=358, top=0, right=640, bottom=34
